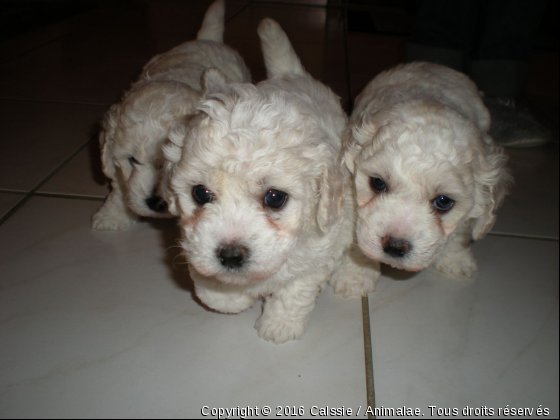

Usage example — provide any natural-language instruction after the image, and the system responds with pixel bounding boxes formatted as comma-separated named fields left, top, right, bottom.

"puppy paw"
left=329, top=251, right=380, bottom=298
left=434, top=253, right=478, bottom=279
left=330, top=274, right=376, bottom=299
left=196, top=287, right=255, bottom=314
left=92, top=208, right=137, bottom=231
left=254, top=313, right=307, bottom=344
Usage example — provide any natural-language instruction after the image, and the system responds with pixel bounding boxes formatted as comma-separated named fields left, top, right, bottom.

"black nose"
left=145, top=195, right=168, bottom=213
left=382, top=236, right=412, bottom=258
left=217, top=244, right=249, bottom=269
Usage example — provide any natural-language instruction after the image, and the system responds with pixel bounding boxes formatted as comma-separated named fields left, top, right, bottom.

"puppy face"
left=168, top=82, right=343, bottom=286
left=101, top=83, right=199, bottom=218
left=346, top=101, right=507, bottom=271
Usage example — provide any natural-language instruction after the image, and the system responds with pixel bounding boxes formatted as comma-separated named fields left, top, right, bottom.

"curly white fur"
left=163, top=19, right=379, bottom=344
left=344, top=62, right=513, bottom=279
left=92, top=0, right=251, bottom=231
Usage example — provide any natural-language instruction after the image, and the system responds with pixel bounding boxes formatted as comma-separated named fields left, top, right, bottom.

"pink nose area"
left=382, top=236, right=412, bottom=258
left=216, top=243, right=249, bottom=269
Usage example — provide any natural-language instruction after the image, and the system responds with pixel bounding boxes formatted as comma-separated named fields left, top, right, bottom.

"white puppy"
left=343, top=62, right=512, bottom=279
left=163, top=19, right=379, bottom=344
left=92, top=0, right=251, bottom=231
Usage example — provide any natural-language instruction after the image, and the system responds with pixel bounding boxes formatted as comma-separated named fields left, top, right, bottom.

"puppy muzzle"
left=145, top=194, right=168, bottom=213
left=216, top=243, right=250, bottom=270
left=382, top=236, right=412, bottom=258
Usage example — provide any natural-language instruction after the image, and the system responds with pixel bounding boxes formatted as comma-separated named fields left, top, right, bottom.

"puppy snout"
left=382, top=236, right=412, bottom=258
left=217, top=243, right=249, bottom=269
left=145, top=195, right=168, bottom=213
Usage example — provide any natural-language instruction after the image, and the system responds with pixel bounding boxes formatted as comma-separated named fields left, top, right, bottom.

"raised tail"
left=258, top=18, right=307, bottom=78
left=197, top=0, right=225, bottom=43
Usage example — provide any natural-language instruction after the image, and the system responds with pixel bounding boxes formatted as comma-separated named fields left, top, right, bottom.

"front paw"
left=254, top=312, right=307, bottom=344
left=330, top=256, right=380, bottom=298
left=330, top=274, right=377, bottom=299
left=92, top=206, right=137, bottom=231
left=433, top=252, right=477, bottom=279
left=196, top=287, right=255, bottom=314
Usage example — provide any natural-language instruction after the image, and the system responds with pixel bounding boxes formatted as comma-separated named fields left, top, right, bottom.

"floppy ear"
left=99, top=104, right=121, bottom=180
left=316, top=145, right=346, bottom=233
left=202, top=68, right=228, bottom=98
left=161, top=122, right=189, bottom=216
left=471, top=136, right=513, bottom=240
left=343, top=114, right=381, bottom=175
left=163, top=122, right=187, bottom=165
left=342, top=124, right=362, bottom=174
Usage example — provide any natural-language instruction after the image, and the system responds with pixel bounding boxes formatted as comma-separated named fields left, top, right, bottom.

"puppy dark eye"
left=129, top=156, right=141, bottom=166
left=264, top=189, right=288, bottom=210
left=433, top=195, right=455, bottom=212
left=192, top=185, right=214, bottom=205
left=370, top=177, right=388, bottom=193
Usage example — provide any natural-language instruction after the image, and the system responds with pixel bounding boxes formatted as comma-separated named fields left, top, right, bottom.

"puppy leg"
left=195, top=281, right=256, bottom=314
left=255, top=277, right=323, bottom=344
left=330, top=245, right=381, bottom=298
left=433, top=221, right=477, bottom=279
left=92, top=185, right=139, bottom=231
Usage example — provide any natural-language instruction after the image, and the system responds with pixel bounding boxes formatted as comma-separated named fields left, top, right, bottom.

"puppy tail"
left=197, top=0, right=225, bottom=43
left=258, top=18, right=306, bottom=78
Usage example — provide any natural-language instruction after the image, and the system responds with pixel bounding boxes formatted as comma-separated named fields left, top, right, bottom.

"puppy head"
left=344, top=101, right=511, bottom=271
left=168, top=70, right=345, bottom=286
left=100, top=82, right=199, bottom=218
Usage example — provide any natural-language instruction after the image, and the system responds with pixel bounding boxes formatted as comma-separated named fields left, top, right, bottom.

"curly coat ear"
left=316, top=145, right=346, bottom=233
left=342, top=124, right=362, bottom=174
left=343, top=113, right=383, bottom=175
left=161, top=122, right=190, bottom=217
left=99, top=104, right=121, bottom=180
left=471, top=136, right=513, bottom=240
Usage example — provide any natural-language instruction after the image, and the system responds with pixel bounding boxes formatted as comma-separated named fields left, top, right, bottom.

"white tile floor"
left=0, top=1, right=558, bottom=418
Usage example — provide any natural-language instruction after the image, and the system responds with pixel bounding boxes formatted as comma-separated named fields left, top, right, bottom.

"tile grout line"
left=0, top=189, right=28, bottom=195
left=344, top=1, right=374, bottom=414
left=31, top=192, right=106, bottom=201
left=0, top=133, right=98, bottom=227
left=1, top=25, right=90, bottom=67
left=488, top=231, right=559, bottom=243
left=226, top=1, right=254, bottom=24
left=345, top=4, right=373, bottom=416
left=362, top=296, right=376, bottom=419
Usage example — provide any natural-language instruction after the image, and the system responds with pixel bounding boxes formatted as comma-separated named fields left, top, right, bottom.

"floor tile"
left=525, top=95, right=560, bottom=135
left=347, top=32, right=407, bottom=97
left=0, top=1, right=250, bottom=106
left=0, top=4, right=100, bottom=55
left=493, top=143, right=559, bottom=239
left=225, top=3, right=347, bottom=100
left=226, top=34, right=346, bottom=83
left=0, top=53, right=145, bottom=105
left=0, top=197, right=369, bottom=418
left=255, top=0, right=328, bottom=5
left=526, top=50, right=560, bottom=100
left=0, top=192, right=24, bottom=220
left=28, top=1, right=250, bottom=62
left=0, top=54, right=19, bottom=64
left=0, top=100, right=106, bottom=191
left=38, top=138, right=109, bottom=199
left=369, top=236, right=559, bottom=418
left=29, top=28, right=189, bottom=62
left=226, top=4, right=344, bottom=45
